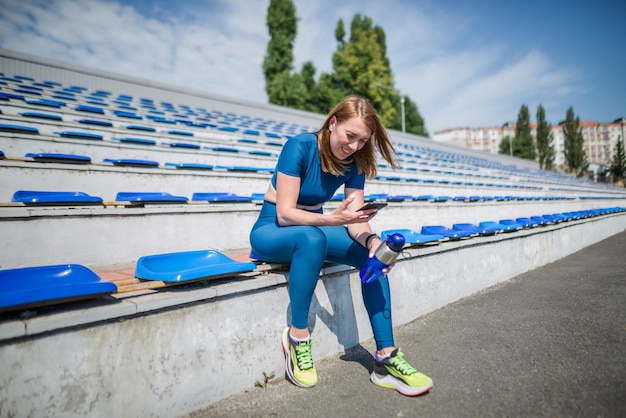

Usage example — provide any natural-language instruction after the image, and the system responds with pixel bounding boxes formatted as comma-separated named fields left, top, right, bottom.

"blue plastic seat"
left=24, top=98, right=65, bottom=107
left=55, top=131, right=103, bottom=141
left=163, top=142, right=201, bottom=149
left=0, top=123, right=39, bottom=135
left=112, top=137, right=157, bottom=146
left=167, top=130, right=193, bottom=136
left=19, top=111, right=63, bottom=121
left=217, top=126, right=239, bottom=132
left=211, top=146, right=239, bottom=153
left=192, top=192, right=252, bottom=202
left=126, top=124, right=156, bottom=132
left=103, top=158, right=159, bottom=167
left=115, top=192, right=188, bottom=203
left=0, top=264, right=117, bottom=311
left=75, top=104, right=104, bottom=114
left=12, top=190, right=103, bottom=204
left=381, top=229, right=445, bottom=244
left=26, top=153, right=91, bottom=164
left=78, top=119, right=113, bottom=127
left=453, top=223, right=500, bottom=236
left=135, top=250, right=256, bottom=283
left=164, top=162, right=214, bottom=170
left=387, top=195, right=415, bottom=202
left=516, top=217, right=539, bottom=228
left=421, top=225, right=474, bottom=239
left=479, top=221, right=517, bottom=233
left=415, top=195, right=435, bottom=201
left=499, top=219, right=525, bottom=230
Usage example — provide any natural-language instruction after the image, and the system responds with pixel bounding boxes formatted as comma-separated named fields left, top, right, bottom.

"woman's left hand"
left=368, top=238, right=397, bottom=274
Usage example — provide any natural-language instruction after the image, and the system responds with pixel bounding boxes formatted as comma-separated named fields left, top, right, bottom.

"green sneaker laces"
left=294, top=340, right=314, bottom=370
left=389, top=351, right=418, bottom=375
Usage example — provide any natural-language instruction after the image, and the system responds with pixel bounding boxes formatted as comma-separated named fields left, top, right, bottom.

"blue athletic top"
left=271, top=133, right=365, bottom=206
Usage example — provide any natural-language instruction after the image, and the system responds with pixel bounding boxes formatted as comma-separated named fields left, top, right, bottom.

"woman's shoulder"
left=288, top=132, right=317, bottom=144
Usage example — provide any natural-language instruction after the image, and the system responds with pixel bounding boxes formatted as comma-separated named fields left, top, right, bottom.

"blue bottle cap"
left=386, top=233, right=405, bottom=252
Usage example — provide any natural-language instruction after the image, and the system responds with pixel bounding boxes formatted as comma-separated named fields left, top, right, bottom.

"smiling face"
left=328, top=116, right=371, bottom=160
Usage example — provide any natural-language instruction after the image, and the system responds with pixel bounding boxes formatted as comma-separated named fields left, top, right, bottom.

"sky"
left=0, top=0, right=624, bottom=134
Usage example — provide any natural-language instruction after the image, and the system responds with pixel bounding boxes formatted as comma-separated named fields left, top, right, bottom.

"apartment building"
left=434, top=118, right=626, bottom=171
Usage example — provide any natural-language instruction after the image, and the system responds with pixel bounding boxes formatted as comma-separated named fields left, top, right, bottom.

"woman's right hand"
left=331, top=195, right=379, bottom=225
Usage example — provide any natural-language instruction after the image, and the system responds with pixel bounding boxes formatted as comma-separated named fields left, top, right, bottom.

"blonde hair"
left=317, top=96, right=398, bottom=178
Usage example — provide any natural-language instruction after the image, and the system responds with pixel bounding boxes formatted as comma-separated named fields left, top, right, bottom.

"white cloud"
left=0, top=0, right=583, bottom=133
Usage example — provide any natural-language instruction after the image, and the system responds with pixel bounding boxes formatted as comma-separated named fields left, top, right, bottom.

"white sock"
left=289, top=332, right=310, bottom=343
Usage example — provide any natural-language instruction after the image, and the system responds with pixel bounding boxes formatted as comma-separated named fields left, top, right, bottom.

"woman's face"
left=328, top=116, right=371, bottom=160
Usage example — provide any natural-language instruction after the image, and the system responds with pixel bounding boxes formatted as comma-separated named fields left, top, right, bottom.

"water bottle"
left=359, top=233, right=405, bottom=284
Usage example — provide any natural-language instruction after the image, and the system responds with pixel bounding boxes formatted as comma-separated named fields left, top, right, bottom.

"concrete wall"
left=1, top=213, right=625, bottom=417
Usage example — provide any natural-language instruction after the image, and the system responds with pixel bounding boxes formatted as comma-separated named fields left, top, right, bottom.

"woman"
left=250, top=96, right=432, bottom=396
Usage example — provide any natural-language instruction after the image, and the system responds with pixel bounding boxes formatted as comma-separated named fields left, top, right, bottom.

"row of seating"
left=3, top=205, right=623, bottom=313
left=7, top=190, right=620, bottom=206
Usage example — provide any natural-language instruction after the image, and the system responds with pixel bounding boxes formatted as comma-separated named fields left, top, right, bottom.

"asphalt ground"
left=186, top=230, right=626, bottom=418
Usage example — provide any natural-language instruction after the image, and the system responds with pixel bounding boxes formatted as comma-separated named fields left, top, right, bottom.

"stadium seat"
left=478, top=221, right=517, bottom=233
left=126, top=124, right=156, bottom=132
left=112, top=137, right=157, bottom=146
left=163, top=142, right=201, bottom=149
left=421, top=225, right=474, bottom=239
left=24, top=98, right=65, bottom=107
left=12, top=190, right=103, bottom=204
left=55, top=131, right=103, bottom=141
left=78, top=118, right=113, bottom=127
left=0, top=123, right=39, bottom=135
left=75, top=104, right=104, bottom=114
left=134, top=250, right=256, bottom=283
left=381, top=229, right=445, bottom=244
left=0, top=264, right=117, bottom=311
left=164, top=162, right=214, bottom=170
left=115, top=192, right=188, bottom=203
left=103, top=158, right=159, bottom=167
left=26, top=153, right=91, bottom=164
left=19, top=111, right=63, bottom=121
left=452, top=223, right=500, bottom=236
left=191, top=192, right=252, bottom=202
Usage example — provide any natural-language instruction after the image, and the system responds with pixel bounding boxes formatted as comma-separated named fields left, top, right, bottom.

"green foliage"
left=562, top=107, right=588, bottom=177
left=264, top=0, right=298, bottom=105
left=536, top=104, right=555, bottom=170
left=263, top=4, right=428, bottom=135
left=499, top=136, right=513, bottom=155
left=254, top=371, right=276, bottom=388
left=608, top=136, right=626, bottom=183
left=513, top=105, right=536, bottom=160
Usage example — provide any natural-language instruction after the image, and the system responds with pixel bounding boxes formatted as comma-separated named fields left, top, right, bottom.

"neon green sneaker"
left=281, top=327, right=318, bottom=388
left=370, top=349, right=433, bottom=396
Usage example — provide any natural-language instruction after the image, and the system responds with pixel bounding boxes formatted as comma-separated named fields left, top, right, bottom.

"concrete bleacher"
left=2, top=48, right=626, bottom=417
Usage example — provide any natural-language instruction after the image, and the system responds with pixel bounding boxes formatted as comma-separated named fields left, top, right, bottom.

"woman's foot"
left=370, top=348, right=433, bottom=396
left=281, top=327, right=318, bottom=388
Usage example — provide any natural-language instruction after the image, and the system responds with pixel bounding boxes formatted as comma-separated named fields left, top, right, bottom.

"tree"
left=608, top=135, right=626, bottom=185
left=263, top=0, right=298, bottom=105
left=562, top=107, right=588, bottom=177
left=513, top=105, right=535, bottom=160
left=499, top=136, right=513, bottom=155
left=535, top=104, right=555, bottom=170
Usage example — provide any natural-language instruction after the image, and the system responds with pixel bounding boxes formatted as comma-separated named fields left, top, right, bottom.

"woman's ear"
left=329, top=116, right=337, bottom=132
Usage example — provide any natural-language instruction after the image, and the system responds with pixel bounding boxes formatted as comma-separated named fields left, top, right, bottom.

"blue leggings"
left=250, top=202, right=394, bottom=350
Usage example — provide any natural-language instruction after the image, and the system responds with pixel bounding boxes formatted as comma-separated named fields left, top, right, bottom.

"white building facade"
left=434, top=118, right=626, bottom=173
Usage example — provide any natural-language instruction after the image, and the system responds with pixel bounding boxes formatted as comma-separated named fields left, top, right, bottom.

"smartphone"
left=357, top=202, right=388, bottom=211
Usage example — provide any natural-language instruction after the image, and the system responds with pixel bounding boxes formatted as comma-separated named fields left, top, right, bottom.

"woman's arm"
left=275, top=174, right=377, bottom=227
